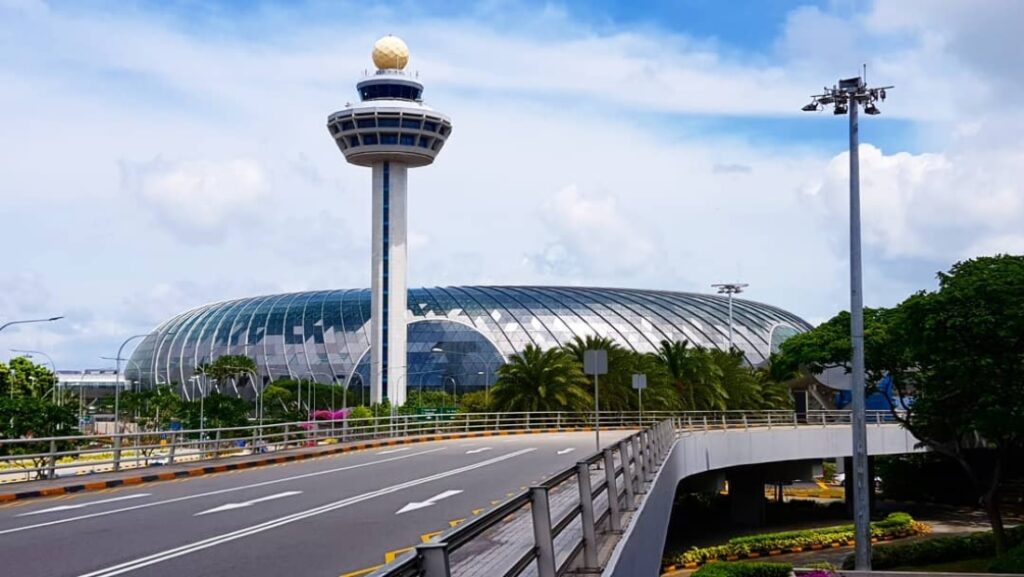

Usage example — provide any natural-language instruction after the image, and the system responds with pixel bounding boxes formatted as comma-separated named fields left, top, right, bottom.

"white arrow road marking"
left=465, top=447, right=492, bottom=454
left=396, top=490, right=463, bottom=515
left=557, top=448, right=575, bottom=455
left=194, top=491, right=302, bottom=517
left=74, top=448, right=535, bottom=577
left=377, top=447, right=410, bottom=455
left=0, top=447, right=446, bottom=537
left=17, top=494, right=151, bottom=517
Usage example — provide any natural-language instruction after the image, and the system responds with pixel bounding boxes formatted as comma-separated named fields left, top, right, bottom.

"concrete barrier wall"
left=604, top=424, right=925, bottom=577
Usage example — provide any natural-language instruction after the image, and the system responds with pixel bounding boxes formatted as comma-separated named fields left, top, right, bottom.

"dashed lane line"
left=73, top=448, right=536, bottom=577
left=0, top=448, right=446, bottom=537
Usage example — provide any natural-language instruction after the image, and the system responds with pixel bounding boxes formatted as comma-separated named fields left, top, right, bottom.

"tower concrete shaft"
left=328, top=35, right=452, bottom=406
left=370, top=161, right=408, bottom=405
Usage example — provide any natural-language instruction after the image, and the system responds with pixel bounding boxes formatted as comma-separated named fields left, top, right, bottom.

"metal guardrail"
left=0, top=410, right=897, bottom=482
left=372, top=420, right=677, bottom=577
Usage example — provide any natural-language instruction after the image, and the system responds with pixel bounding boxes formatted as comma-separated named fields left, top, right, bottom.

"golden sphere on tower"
left=372, top=35, right=409, bottom=70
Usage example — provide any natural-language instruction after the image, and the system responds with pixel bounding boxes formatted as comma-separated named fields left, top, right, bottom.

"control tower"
left=327, top=36, right=453, bottom=405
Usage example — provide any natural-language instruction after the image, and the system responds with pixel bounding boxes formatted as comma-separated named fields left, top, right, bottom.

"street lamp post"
left=0, top=316, right=64, bottom=334
left=802, top=74, right=892, bottom=571
left=10, top=349, right=58, bottom=402
left=114, top=334, right=149, bottom=434
left=711, top=283, right=748, bottom=350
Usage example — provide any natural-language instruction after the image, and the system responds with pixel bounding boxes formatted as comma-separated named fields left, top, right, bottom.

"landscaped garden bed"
left=841, top=524, right=1024, bottom=572
left=663, top=512, right=928, bottom=571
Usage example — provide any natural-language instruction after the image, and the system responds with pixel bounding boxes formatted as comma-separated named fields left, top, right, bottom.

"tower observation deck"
left=327, top=36, right=453, bottom=405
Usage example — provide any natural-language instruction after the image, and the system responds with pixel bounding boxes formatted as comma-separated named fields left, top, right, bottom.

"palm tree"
left=491, top=344, right=592, bottom=412
left=708, top=349, right=760, bottom=409
left=561, top=335, right=633, bottom=411
left=655, top=340, right=726, bottom=411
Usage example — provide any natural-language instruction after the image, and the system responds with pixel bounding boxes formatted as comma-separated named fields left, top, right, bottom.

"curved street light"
left=114, top=334, right=150, bottom=434
left=0, top=316, right=64, bottom=334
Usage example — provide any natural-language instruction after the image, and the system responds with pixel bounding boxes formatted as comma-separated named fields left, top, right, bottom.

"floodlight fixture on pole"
left=0, top=316, right=64, bottom=333
left=801, top=72, right=893, bottom=571
left=712, top=283, right=748, bottom=350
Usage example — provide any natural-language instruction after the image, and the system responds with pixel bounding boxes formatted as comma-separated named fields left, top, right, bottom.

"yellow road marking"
left=448, top=518, right=465, bottom=528
left=421, top=530, right=444, bottom=543
left=816, top=480, right=829, bottom=490
left=471, top=508, right=485, bottom=515
left=490, top=500, right=501, bottom=505
left=384, top=547, right=414, bottom=563
left=339, top=565, right=382, bottom=577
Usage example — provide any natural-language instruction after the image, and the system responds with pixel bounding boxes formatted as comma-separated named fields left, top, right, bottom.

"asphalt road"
left=0, top=430, right=633, bottom=577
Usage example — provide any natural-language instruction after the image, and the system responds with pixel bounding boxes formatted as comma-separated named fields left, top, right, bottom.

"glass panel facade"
left=129, top=286, right=811, bottom=394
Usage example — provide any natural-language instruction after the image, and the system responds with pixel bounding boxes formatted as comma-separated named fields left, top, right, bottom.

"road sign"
left=583, top=349, right=608, bottom=375
left=416, top=407, right=457, bottom=421
left=631, top=374, right=647, bottom=390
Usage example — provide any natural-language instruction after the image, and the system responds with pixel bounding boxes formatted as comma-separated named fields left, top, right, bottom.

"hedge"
left=990, top=542, right=1024, bottom=574
left=667, top=512, right=925, bottom=567
left=841, top=524, right=1024, bottom=570
left=692, top=562, right=792, bottom=577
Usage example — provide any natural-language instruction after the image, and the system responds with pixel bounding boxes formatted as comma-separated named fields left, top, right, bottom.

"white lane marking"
left=557, top=448, right=575, bottom=455
left=0, top=448, right=446, bottom=536
left=75, top=448, right=537, bottom=577
left=17, top=494, right=152, bottom=517
left=376, top=447, right=410, bottom=455
left=395, top=489, right=463, bottom=514
left=465, top=447, right=492, bottom=454
left=194, top=491, right=302, bottom=517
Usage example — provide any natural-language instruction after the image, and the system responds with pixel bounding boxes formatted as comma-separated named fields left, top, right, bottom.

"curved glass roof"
left=127, top=286, right=810, bottom=393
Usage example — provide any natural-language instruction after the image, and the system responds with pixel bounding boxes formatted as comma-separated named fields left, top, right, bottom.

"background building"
left=127, top=286, right=810, bottom=401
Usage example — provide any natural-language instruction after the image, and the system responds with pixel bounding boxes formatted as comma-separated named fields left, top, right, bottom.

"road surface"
left=0, top=430, right=632, bottom=577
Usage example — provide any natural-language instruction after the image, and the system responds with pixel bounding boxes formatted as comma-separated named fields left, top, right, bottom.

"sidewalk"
left=0, top=426, right=599, bottom=503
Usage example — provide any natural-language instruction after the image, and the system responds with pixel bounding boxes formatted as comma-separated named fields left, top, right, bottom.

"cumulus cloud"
left=120, top=158, right=269, bottom=242
left=803, top=143, right=1024, bottom=261
left=529, top=185, right=655, bottom=278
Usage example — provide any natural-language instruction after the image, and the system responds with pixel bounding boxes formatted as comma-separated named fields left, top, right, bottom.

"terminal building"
left=126, top=286, right=810, bottom=402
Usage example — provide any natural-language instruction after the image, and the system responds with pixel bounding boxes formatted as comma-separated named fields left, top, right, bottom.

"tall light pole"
left=114, top=334, right=149, bottom=434
left=0, top=316, right=63, bottom=334
left=802, top=74, right=892, bottom=571
left=10, top=349, right=58, bottom=401
left=712, top=283, right=748, bottom=350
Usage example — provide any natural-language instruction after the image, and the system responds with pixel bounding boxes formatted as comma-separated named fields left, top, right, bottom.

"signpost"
left=583, top=350, right=608, bottom=452
left=632, top=373, right=647, bottom=425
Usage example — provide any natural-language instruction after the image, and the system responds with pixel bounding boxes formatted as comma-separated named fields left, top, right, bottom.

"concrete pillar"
left=370, top=161, right=408, bottom=406
left=727, top=466, right=766, bottom=527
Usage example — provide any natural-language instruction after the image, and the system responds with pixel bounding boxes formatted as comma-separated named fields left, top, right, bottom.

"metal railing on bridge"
left=373, top=420, right=677, bottom=577
left=0, top=410, right=897, bottom=483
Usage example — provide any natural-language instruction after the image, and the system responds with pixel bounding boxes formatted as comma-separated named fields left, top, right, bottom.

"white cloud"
left=803, top=143, right=1024, bottom=261
left=120, top=158, right=269, bottom=242
left=530, top=185, right=655, bottom=277
left=1, top=0, right=1023, bottom=369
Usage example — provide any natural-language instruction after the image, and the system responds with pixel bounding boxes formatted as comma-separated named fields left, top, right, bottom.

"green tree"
left=119, top=385, right=182, bottom=431
left=180, top=392, right=251, bottom=433
left=0, top=356, right=58, bottom=399
left=491, top=344, right=592, bottom=412
left=561, top=335, right=634, bottom=411
left=0, top=397, right=79, bottom=478
left=457, top=390, right=491, bottom=413
left=204, top=355, right=259, bottom=394
left=889, top=255, right=1024, bottom=553
left=655, top=340, right=726, bottom=410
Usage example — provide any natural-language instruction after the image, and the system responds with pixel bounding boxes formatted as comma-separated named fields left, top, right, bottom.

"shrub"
left=693, top=562, right=792, bottom=577
left=990, top=543, right=1024, bottom=574
left=670, top=513, right=923, bottom=567
left=841, top=525, right=1024, bottom=569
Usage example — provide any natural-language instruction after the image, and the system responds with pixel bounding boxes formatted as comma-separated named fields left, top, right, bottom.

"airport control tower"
left=327, top=36, right=452, bottom=406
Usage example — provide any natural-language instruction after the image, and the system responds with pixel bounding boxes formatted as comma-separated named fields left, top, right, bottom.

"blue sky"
left=1, top=0, right=1022, bottom=369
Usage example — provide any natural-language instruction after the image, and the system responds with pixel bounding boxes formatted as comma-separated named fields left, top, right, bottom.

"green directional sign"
left=416, top=407, right=458, bottom=421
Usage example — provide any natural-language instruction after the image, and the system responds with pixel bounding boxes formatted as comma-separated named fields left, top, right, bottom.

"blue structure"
left=127, top=286, right=810, bottom=402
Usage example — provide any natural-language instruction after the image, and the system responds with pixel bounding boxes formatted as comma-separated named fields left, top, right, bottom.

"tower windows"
left=381, top=133, right=399, bottom=145
left=400, top=134, right=416, bottom=146
left=423, top=120, right=438, bottom=132
left=348, top=136, right=360, bottom=147
left=401, top=118, right=421, bottom=129
left=356, top=118, right=376, bottom=129
left=363, top=134, right=379, bottom=145
left=378, top=117, right=400, bottom=127
left=341, top=120, right=354, bottom=131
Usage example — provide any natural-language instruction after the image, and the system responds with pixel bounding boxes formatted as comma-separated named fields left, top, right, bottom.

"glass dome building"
left=127, top=286, right=810, bottom=401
